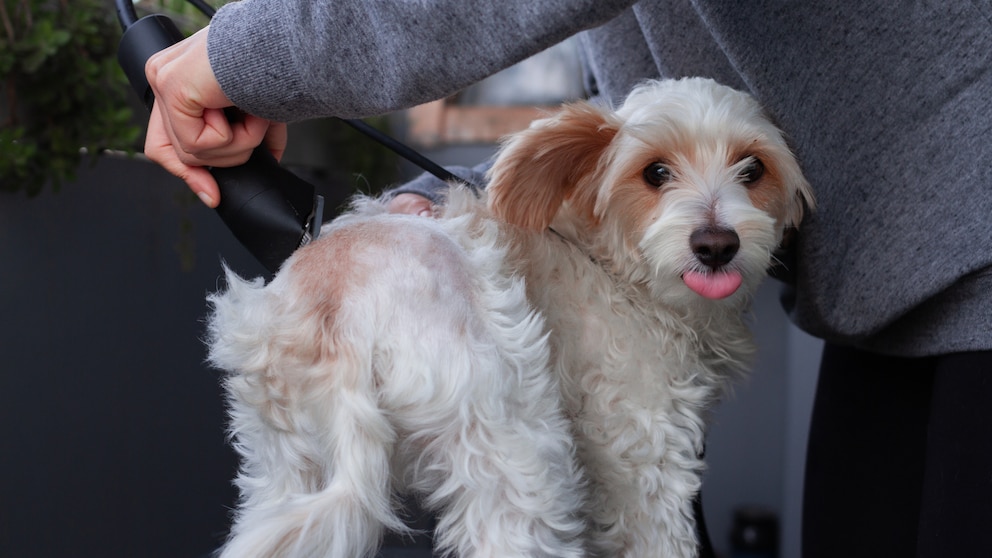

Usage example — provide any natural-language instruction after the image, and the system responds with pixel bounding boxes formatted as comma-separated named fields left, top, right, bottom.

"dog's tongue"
left=683, top=270, right=743, bottom=299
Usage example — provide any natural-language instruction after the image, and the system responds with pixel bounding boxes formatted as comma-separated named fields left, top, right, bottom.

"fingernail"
left=197, top=191, right=217, bottom=208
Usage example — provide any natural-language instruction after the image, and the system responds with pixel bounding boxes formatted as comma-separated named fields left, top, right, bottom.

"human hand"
left=386, top=193, right=435, bottom=217
left=144, top=27, right=287, bottom=208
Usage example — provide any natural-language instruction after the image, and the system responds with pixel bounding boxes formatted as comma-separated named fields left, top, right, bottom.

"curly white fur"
left=207, top=77, right=813, bottom=558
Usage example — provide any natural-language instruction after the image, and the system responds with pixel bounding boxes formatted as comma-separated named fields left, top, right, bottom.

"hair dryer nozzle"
left=213, top=148, right=324, bottom=273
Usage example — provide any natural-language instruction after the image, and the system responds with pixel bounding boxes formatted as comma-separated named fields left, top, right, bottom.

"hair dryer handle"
left=117, top=13, right=322, bottom=273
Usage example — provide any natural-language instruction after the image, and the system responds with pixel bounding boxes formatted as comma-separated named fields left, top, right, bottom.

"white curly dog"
left=207, top=77, right=814, bottom=558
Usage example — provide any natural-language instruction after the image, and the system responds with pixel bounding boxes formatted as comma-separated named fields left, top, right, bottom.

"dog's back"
left=208, top=190, right=586, bottom=558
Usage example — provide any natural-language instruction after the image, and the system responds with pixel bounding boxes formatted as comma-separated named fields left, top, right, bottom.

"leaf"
left=0, top=0, right=143, bottom=194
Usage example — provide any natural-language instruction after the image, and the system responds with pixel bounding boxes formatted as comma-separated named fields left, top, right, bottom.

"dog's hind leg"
left=218, top=382, right=403, bottom=558
left=209, top=266, right=407, bottom=558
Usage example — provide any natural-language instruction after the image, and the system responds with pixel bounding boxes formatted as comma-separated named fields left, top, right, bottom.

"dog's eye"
left=739, top=158, right=765, bottom=184
left=643, top=162, right=672, bottom=188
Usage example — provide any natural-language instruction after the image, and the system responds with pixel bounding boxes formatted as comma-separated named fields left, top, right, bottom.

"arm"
left=207, top=0, right=633, bottom=121
left=144, top=0, right=634, bottom=203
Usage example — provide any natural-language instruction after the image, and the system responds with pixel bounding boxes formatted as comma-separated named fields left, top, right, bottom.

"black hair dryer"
left=115, top=2, right=323, bottom=273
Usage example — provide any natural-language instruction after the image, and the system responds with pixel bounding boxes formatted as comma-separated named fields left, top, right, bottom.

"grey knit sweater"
left=208, top=0, right=992, bottom=357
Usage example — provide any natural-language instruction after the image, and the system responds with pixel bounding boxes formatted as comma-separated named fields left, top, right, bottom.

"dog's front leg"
left=379, top=268, right=589, bottom=557
left=575, top=400, right=704, bottom=558
left=412, top=395, right=589, bottom=558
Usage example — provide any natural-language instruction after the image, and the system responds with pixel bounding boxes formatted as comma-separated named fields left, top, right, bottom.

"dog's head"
left=487, top=77, right=814, bottom=306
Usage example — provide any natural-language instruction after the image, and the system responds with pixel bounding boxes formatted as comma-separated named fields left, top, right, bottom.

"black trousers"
left=802, top=345, right=992, bottom=557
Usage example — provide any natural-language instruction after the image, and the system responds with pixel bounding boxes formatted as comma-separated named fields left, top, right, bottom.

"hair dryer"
left=115, top=2, right=323, bottom=273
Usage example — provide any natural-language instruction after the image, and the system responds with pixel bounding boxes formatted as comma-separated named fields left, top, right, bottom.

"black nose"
left=690, top=227, right=740, bottom=269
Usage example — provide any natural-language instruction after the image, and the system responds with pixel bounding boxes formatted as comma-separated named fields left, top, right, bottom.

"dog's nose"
left=690, top=228, right=740, bottom=269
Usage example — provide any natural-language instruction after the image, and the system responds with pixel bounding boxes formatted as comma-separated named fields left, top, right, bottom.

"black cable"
left=185, top=0, right=216, bottom=18
left=337, top=118, right=472, bottom=186
left=116, top=0, right=212, bottom=30
left=114, top=0, right=139, bottom=30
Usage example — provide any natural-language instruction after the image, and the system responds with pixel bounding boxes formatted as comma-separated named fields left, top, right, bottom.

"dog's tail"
left=208, top=266, right=409, bottom=558
left=217, top=427, right=408, bottom=558
left=218, top=486, right=400, bottom=558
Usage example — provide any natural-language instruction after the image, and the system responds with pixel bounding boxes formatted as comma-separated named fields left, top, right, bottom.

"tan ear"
left=486, top=101, right=619, bottom=230
left=788, top=173, right=816, bottom=229
left=777, top=150, right=815, bottom=229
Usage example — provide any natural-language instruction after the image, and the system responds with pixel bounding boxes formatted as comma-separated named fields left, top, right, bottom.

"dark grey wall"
left=0, top=155, right=268, bottom=557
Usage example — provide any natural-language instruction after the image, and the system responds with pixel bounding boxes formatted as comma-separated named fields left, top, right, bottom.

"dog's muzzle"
left=683, top=227, right=743, bottom=300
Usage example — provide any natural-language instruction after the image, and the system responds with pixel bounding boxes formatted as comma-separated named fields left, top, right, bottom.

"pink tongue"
left=683, top=270, right=743, bottom=299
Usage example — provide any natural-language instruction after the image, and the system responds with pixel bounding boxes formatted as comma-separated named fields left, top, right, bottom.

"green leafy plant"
left=0, top=0, right=138, bottom=195
left=0, top=0, right=396, bottom=201
left=0, top=1, right=230, bottom=196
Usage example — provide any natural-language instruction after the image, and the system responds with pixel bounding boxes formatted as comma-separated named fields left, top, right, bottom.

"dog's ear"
left=780, top=157, right=815, bottom=230
left=487, top=101, right=620, bottom=231
left=766, top=148, right=815, bottom=284
left=755, top=142, right=816, bottom=230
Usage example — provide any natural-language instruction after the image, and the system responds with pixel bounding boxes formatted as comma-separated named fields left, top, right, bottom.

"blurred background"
left=0, top=1, right=823, bottom=556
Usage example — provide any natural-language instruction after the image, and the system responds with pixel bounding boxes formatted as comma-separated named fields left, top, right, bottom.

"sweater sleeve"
left=206, top=0, right=633, bottom=122
left=386, top=161, right=492, bottom=204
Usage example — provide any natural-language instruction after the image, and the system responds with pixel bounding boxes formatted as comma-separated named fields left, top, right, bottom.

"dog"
left=206, top=77, right=814, bottom=558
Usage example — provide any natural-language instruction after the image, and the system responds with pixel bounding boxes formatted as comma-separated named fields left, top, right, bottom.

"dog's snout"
left=690, top=228, right=740, bottom=269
